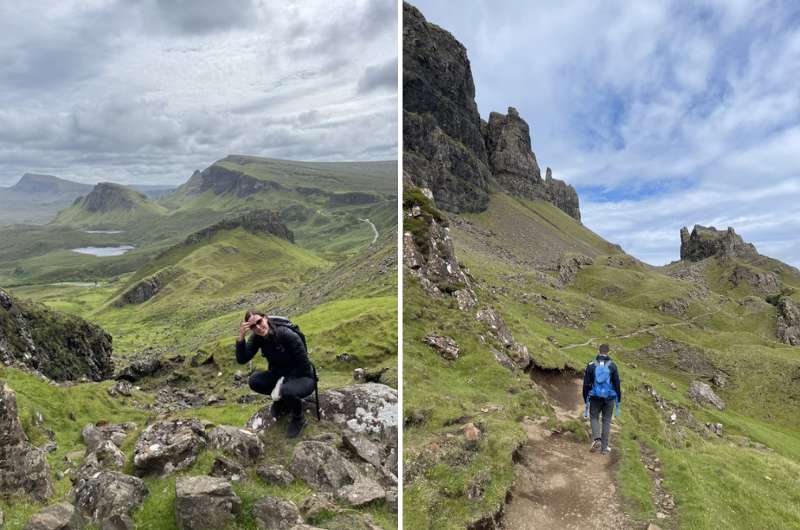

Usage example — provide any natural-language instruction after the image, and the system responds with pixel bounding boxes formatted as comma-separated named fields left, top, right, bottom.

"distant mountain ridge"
left=7, top=173, right=93, bottom=194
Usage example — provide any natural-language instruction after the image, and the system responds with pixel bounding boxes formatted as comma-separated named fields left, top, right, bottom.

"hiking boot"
left=287, top=416, right=307, bottom=438
left=270, top=400, right=288, bottom=420
left=601, top=446, right=611, bottom=455
left=590, top=439, right=601, bottom=453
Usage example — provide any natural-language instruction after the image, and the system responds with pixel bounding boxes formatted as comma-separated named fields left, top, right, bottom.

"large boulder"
left=336, top=480, right=386, bottom=507
left=256, top=464, right=295, bottom=486
left=316, top=384, right=398, bottom=448
left=0, top=289, right=113, bottom=381
left=290, top=441, right=362, bottom=492
left=0, top=382, right=54, bottom=500
left=73, top=471, right=148, bottom=530
left=133, top=418, right=207, bottom=476
left=81, top=422, right=136, bottom=453
left=115, top=356, right=162, bottom=382
left=208, top=425, right=264, bottom=465
left=175, top=476, right=241, bottom=530
left=251, top=496, right=302, bottom=530
left=24, top=502, right=83, bottom=530
left=776, top=298, right=800, bottom=346
left=688, top=381, right=725, bottom=410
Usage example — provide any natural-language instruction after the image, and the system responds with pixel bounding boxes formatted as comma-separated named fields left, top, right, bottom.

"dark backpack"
left=268, top=316, right=320, bottom=420
left=590, top=360, right=617, bottom=400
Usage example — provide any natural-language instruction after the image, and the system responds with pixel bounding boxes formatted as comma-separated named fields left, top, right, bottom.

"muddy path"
left=501, top=372, right=640, bottom=529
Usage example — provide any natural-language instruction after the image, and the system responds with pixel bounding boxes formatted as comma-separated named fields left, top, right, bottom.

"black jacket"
left=582, top=354, right=621, bottom=403
left=236, top=319, right=313, bottom=378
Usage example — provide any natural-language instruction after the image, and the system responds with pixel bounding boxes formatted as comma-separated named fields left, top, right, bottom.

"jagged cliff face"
left=403, top=4, right=492, bottom=213
left=179, top=165, right=283, bottom=197
left=0, top=289, right=113, bottom=381
left=402, top=3, right=581, bottom=221
left=679, top=225, right=757, bottom=262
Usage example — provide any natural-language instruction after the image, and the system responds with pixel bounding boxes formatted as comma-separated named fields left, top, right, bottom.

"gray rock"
left=81, top=422, right=135, bottom=453
left=210, top=455, right=245, bottom=482
left=115, top=356, right=162, bottom=383
left=252, top=496, right=302, bottom=530
left=557, top=254, right=593, bottom=285
left=133, top=418, right=207, bottom=476
left=476, top=308, right=514, bottom=347
left=353, top=368, right=366, bottom=383
left=342, top=432, right=384, bottom=470
left=313, top=384, right=398, bottom=448
left=256, top=464, right=294, bottom=486
left=688, top=381, right=725, bottom=410
left=24, top=502, right=83, bottom=530
left=706, top=422, right=724, bottom=436
left=385, top=487, right=398, bottom=512
left=680, top=225, right=757, bottom=262
left=729, top=266, right=780, bottom=295
left=107, top=380, right=133, bottom=397
left=90, top=440, right=126, bottom=470
left=777, top=297, right=800, bottom=346
left=175, top=476, right=241, bottom=530
left=336, top=480, right=385, bottom=507
left=321, top=512, right=384, bottom=530
left=422, top=334, right=459, bottom=360
left=290, top=441, right=362, bottom=491
left=298, top=493, right=336, bottom=520
left=0, top=382, right=53, bottom=500
left=208, top=425, right=264, bottom=465
left=73, top=471, right=147, bottom=530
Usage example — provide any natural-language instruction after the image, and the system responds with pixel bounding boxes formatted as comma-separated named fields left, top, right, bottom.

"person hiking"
left=582, top=343, right=621, bottom=455
left=236, top=310, right=315, bottom=438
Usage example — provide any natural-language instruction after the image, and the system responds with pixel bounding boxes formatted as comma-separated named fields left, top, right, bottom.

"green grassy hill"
left=0, top=157, right=398, bottom=530
left=404, top=190, right=800, bottom=529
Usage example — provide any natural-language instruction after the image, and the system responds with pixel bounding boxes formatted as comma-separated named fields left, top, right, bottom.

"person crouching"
left=236, top=310, right=314, bottom=438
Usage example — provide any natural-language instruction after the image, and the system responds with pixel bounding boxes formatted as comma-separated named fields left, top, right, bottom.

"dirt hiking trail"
left=501, top=372, right=640, bottom=530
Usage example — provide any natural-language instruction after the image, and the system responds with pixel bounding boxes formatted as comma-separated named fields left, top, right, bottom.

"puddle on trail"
left=530, top=369, right=584, bottom=413
left=71, top=245, right=134, bottom=257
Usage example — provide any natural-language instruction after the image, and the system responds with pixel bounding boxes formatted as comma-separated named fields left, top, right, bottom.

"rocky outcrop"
left=73, top=471, right=148, bottom=530
left=256, top=464, right=295, bottom=486
left=290, top=441, right=363, bottom=492
left=729, top=266, right=780, bottom=295
left=403, top=188, right=477, bottom=308
left=688, top=381, right=725, bottom=410
left=776, top=298, right=800, bottom=346
left=0, top=382, right=54, bottom=501
left=133, top=418, right=207, bottom=476
left=0, top=289, right=113, bottom=381
left=179, top=165, right=283, bottom=198
left=423, top=334, right=459, bottom=360
left=679, top=225, right=757, bottom=262
left=114, top=268, right=181, bottom=307
left=557, top=253, right=593, bottom=285
left=175, top=476, right=241, bottom=530
left=403, top=3, right=492, bottom=212
left=484, top=109, right=581, bottom=221
left=184, top=210, right=294, bottom=245
left=403, top=4, right=581, bottom=219
left=24, top=502, right=83, bottom=530
left=475, top=308, right=531, bottom=369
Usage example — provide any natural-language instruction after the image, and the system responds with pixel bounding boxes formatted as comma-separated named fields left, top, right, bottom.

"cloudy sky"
left=0, top=0, right=397, bottom=188
left=413, top=0, right=800, bottom=267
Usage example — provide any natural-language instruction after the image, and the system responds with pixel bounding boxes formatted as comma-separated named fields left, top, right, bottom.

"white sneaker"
left=590, top=439, right=601, bottom=453
left=271, top=377, right=284, bottom=401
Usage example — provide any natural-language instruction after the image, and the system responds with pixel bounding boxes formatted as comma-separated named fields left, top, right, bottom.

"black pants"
left=248, top=371, right=314, bottom=419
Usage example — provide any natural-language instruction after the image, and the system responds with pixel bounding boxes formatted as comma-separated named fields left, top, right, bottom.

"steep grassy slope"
left=404, top=191, right=800, bottom=529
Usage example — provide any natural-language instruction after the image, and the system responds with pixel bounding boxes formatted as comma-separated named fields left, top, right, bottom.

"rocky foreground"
left=0, top=380, right=397, bottom=530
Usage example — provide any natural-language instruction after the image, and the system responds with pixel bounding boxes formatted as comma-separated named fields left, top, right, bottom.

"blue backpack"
left=591, top=361, right=617, bottom=400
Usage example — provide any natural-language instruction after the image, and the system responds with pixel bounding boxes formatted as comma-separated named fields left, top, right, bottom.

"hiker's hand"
left=238, top=321, right=252, bottom=340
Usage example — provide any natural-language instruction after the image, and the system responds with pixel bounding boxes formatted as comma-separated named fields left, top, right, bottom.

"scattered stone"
left=256, top=463, right=294, bottom=486
left=210, top=455, right=245, bottom=482
left=298, top=493, right=336, bottom=520
left=336, top=480, right=386, bottom=507
left=688, top=381, right=725, bottom=410
left=208, top=425, right=264, bottom=465
left=133, top=418, right=207, bottom=476
left=422, top=334, right=459, bottom=360
left=73, top=471, right=148, bottom=530
left=655, top=298, right=689, bottom=316
left=712, top=373, right=728, bottom=389
left=557, top=254, right=593, bottom=285
left=175, top=476, right=241, bottom=530
left=705, top=422, right=724, bottom=436
left=81, top=422, right=134, bottom=453
left=385, top=487, right=398, bottom=511
left=24, top=502, right=83, bottom=530
left=190, top=350, right=216, bottom=367
left=342, top=432, right=384, bottom=470
left=290, top=441, right=362, bottom=491
left=90, top=440, right=126, bottom=469
left=462, top=423, right=481, bottom=443
left=252, top=496, right=302, bottom=530
left=669, top=382, right=677, bottom=390
left=336, top=353, right=355, bottom=363
left=107, top=380, right=133, bottom=397
left=0, top=382, right=53, bottom=500
left=353, top=368, right=366, bottom=383
left=115, top=356, right=162, bottom=383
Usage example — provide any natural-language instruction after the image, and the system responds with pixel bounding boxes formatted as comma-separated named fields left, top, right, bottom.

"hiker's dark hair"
left=243, top=309, right=264, bottom=322
left=599, top=343, right=610, bottom=354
